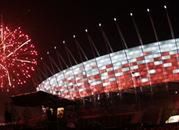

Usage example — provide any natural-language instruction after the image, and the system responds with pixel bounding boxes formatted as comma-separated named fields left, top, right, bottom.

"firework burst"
left=0, top=25, right=38, bottom=90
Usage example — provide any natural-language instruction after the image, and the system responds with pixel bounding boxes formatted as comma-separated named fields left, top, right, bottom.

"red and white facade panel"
left=37, top=39, right=179, bottom=100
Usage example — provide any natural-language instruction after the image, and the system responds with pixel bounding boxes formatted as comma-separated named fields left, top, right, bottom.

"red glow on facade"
left=38, top=39, right=179, bottom=100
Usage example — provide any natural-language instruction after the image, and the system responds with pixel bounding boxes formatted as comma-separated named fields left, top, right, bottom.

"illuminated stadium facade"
left=37, top=38, right=179, bottom=100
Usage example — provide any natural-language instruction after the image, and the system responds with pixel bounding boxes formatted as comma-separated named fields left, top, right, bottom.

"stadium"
left=1, top=0, right=179, bottom=129
left=37, top=38, right=179, bottom=100
left=32, top=6, right=179, bottom=129
left=1, top=2, right=179, bottom=129
left=36, top=38, right=179, bottom=127
left=33, top=5, right=179, bottom=129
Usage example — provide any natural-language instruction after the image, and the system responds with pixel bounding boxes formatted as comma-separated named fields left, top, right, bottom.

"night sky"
left=0, top=0, right=179, bottom=94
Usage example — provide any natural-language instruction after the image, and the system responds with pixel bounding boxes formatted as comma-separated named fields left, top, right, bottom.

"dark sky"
left=1, top=0, right=178, bottom=52
left=0, top=0, right=179, bottom=93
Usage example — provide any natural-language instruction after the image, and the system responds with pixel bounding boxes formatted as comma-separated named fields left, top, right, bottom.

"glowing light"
left=85, top=29, right=88, bottom=32
left=166, top=115, right=179, bottom=123
left=164, top=5, right=167, bottom=9
left=175, top=91, right=178, bottom=94
left=0, top=25, right=38, bottom=89
left=130, top=12, right=133, bottom=16
left=114, top=17, right=117, bottom=21
left=147, top=8, right=150, bottom=12
left=73, top=35, right=76, bottom=38
left=98, top=23, right=102, bottom=27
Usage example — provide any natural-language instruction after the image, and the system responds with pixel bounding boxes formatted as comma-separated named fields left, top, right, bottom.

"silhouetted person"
left=4, top=103, right=12, bottom=123
left=46, top=108, right=56, bottom=130
left=46, top=108, right=53, bottom=121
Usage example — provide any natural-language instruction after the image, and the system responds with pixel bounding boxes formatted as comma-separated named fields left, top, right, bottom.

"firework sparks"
left=0, top=25, right=38, bottom=89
